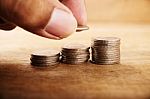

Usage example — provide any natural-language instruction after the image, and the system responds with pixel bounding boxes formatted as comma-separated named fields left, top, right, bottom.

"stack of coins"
left=61, top=43, right=90, bottom=64
left=91, top=37, right=120, bottom=65
left=30, top=49, right=60, bottom=67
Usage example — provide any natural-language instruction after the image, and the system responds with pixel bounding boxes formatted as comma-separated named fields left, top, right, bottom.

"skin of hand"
left=0, top=0, right=87, bottom=40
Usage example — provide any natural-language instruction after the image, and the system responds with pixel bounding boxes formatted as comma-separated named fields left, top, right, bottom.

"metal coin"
left=62, top=43, right=90, bottom=51
left=76, top=25, right=89, bottom=32
left=31, top=62, right=59, bottom=67
left=31, top=49, right=60, bottom=57
left=92, top=37, right=120, bottom=43
left=91, top=60, right=120, bottom=65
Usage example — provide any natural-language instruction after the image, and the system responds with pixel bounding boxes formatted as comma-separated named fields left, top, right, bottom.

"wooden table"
left=0, top=23, right=150, bottom=99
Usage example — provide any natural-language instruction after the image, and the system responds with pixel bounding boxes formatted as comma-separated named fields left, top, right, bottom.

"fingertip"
left=62, top=0, right=87, bottom=26
left=0, top=23, right=16, bottom=30
left=35, top=30, right=61, bottom=40
left=78, top=16, right=87, bottom=26
left=45, top=7, right=77, bottom=39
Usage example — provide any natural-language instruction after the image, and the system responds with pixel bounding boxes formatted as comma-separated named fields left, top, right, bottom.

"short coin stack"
left=30, top=49, right=60, bottom=67
left=61, top=43, right=90, bottom=64
left=91, top=37, right=120, bottom=65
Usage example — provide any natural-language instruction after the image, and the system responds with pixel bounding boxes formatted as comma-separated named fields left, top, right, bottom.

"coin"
left=91, top=37, right=120, bottom=65
left=76, top=25, right=89, bottom=32
left=92, top=37, right=120, bottom=42
left=31, top=62, right=59, bottom=67
left=62, top=43, right=90, bottom=50
left=61, top=43, right=90, bottom=64
left=31, top=49, right=60, bottom=57
left=30, top=49, right=60, bottom=67
left=91, top=60, right=120, bottom=65
left=61, top=54, right=90, bottom=59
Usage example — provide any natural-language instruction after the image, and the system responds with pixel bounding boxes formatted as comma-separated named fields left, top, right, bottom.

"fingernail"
left=45, top=7, right=77, bottom=38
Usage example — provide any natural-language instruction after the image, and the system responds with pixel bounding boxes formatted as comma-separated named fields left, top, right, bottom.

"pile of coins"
left=61, top=43, right=90, bottom=64
left=30, top=49, right=60, bottom=66
left=91, top=37, right=120, bottom=65
left=30, top=36, right=121, bottom=66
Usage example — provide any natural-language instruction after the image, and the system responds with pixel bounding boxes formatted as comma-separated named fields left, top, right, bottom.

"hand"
left=0, top=0, right=87, bottom=39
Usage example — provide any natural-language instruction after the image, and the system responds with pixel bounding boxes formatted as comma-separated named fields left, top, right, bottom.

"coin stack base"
left=30, top=49, right=60, bottom=67
left=61, top=43, right=90, bottom=65
left=91, top=37, right=120, bottom=65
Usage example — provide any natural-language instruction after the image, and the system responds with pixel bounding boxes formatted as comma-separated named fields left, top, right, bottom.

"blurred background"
left=86, top=0, right=150, bottom=24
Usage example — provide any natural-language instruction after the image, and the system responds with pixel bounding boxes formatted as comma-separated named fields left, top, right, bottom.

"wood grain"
left=0, top=23, right=150, bottom=99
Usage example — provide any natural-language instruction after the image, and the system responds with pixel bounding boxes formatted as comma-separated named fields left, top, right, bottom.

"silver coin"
left=92, top=57, right=120, bottom=60
left=93, top=40, right=120, bottom=44
left=92, top=37, right=120, bottom=42
left=62, top=43, right=89, bottom=50
left=92, top=37, right=120, bottom=46
left=92, top=54, right=120, bottom=58
left=61, top=57, right=89, bottom=64
left=61, top=50, right=88, bottom=54
left=92, top=52, right=119, bottom=55
left=92, top=51, right=120, bottom=55
left=92, top=44, right=120, bottom=47
left=91, top=60, right=120, bottom=65
left=62, top=57, right=89, bottom=61
left=31, top=62, right=59, bottom=66
left=76, top=25, right=89, bottom=32
left=92, top=48, right=120, bottom=51
left=31, top=58, right=59, bottom=63
left=61, top=51, right=89, bottom=56
left=61, top=55, right=89, bottom=60
left=31, top=56, right=59, bottom=60
left=61, top=54, right=89, bottom=58
left=61, top=59, right=88, bottom=64
left=91, top=45, right=120, bottom=49
left=92, top=55, right=120, bottom=58
left=31, top=49, right=60, bottom=57
left=91, top=60, right=120, bottom=64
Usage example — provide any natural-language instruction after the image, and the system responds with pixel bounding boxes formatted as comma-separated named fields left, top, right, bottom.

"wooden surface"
left=0, top=23, right=150, bottom=99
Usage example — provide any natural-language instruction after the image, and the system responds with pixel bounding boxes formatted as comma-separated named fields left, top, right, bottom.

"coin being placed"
left=76, top=25, right=89, bottom=32
left=30, top=49, right=60, bottom=67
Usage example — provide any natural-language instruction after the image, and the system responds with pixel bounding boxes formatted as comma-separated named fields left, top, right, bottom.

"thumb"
left=45, top=1, right=77, bottom=39
left=0, top=0, right=77, bottom=39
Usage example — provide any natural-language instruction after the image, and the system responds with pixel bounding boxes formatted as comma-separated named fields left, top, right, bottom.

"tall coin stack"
left=31, top=49, right=60, bottom=67
left=61, top=43, right=90, bottom=64
left=91, top=37, right=120, bottom=65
